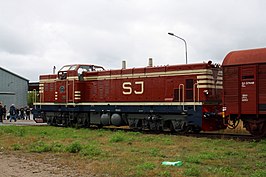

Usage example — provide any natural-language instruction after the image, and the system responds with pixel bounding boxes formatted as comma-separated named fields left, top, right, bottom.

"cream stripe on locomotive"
left=39, top=69, right=223, bottom=89
left=196, top=70, right=223, bottom=89
left=39, top=69, right=221, bottom=82
left=83, top=69, right=214, bottom=81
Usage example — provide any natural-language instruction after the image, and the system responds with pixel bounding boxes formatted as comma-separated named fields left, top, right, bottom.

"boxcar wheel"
left=192, top=127, right=201, bottom=134
left=246, top=119, right=266, bottom=137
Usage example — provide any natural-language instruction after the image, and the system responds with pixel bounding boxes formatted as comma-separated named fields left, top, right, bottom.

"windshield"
left=93, top=66, right=105, bottom=71
left=59, top=65, right=78, bottom=71
left=59, top=64, right=104, bottom=72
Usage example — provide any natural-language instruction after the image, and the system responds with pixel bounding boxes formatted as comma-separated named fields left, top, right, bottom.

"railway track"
left=2, top=120, right=263, bottom=141
left=184, top=132, right=262, bottom=141
left=100, top=126, right=263, bottom=141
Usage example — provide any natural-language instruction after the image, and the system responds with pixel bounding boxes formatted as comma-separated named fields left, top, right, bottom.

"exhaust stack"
left=122, top=60, right=126, bottom=69
left=148, top=58, right=153, bottom=67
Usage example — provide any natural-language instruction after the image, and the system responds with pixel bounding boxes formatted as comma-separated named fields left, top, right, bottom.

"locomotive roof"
left=222, top=48, right=266, bottom=66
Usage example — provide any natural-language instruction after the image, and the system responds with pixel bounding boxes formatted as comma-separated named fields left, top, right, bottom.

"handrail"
left=193, top=83, right=199, bottom=111
left=66, top=80, right=68, bottom=105
left=33, top=89, right=37, bottom=109
left=178, top=84, right=185, bottom=111
left=39, top=84, right=42, bottom=109
left=73, top=79, right=75, bottom=104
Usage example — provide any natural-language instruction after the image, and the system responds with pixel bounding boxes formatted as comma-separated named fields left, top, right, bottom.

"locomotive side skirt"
left=33, top=102, right=223, bottom=132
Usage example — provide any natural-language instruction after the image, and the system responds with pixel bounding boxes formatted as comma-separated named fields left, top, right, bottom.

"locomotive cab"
left=58, top=64, right=105, bottom=80
left=54, top=64, right=105, bottom=103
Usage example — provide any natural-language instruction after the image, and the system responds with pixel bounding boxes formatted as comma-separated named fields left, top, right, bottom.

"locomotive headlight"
left=222, top=106, right=227, bottom=118
left=222, top=107, right=227, bottom=112
left=203, top=90, right=209, bottom=95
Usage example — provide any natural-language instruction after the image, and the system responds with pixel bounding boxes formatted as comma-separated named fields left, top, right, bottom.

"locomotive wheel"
left=97, top=124, right=103, bottom=129
left=83, top=119, right=90, bottom=128
left=76, top=117, right=85, bottom=128
left=192, top=127, right=201, bottom=134
left=246, top=119, right=266, bottom=137
left=177, top=125, right=188, bottom=134
left=169, top=122, right=176, bottom=133
left=50, top=117, right=56, bottom=126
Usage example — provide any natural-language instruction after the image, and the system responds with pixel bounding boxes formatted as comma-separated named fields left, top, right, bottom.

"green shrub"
left=109, top=131, right=126, bottom=143
left=186, top=156, right=201, bottom=164
left=16, top=128, right=26, bottom=137
left=51, top=142, right=65, bottom=152
left=184, top=166, right=200, bottom=176
left=149, top=148, right=162, bottom=157
left=80, top=144, right=102, bottom=157
left=66, top=141, right=82, bottom=153
left=251, top=169, right=266, bottom=177
left=12, top=144, right=22, bottom=151
left=137, top=162, right=156, bottom=170
left=158, top=171, right=171, bottom=177
left=29, top=140, right=51, bottom=153
left=0, top=127, right=26, bottom=137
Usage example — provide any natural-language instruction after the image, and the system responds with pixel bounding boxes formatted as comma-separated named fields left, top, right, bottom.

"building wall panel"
left=0, top=68, right=28, bottom=109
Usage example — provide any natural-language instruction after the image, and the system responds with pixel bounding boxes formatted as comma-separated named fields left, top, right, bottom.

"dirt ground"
left=0, top=152, right=94, bottom=177
left=0, top=151, right=97, bottom=177
left=0, top=120, right=100, bottom=177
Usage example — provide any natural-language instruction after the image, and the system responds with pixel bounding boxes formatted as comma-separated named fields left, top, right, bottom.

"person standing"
left=0, top=102, right=3, bottom=123
left=20, top=107, right=25, bottom=120
left=9, top=104, right=17, bottom=122
left=2, top=105, right=6, bottom=120
left=25, top=106, right=31, bottom=120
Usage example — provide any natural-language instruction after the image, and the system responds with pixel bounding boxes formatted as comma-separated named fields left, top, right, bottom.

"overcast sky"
left=0, top=0, right=265, bottom=81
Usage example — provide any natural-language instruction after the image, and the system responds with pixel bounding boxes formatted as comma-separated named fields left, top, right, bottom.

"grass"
left=0, top=125, right=265, bottom=177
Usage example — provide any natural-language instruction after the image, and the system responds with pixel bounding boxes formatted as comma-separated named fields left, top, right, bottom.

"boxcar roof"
left=222, top=48, right=266, bottom=66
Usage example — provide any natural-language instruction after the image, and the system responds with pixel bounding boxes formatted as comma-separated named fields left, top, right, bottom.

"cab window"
left=59, top=65, right=77, bottom=71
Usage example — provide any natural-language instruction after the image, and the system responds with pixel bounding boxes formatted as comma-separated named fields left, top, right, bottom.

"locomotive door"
left=67, top=80, right=75, bottom=103
left=240, top=65, right=257, bottom=114
left=55, top=80, right=75, bottom=103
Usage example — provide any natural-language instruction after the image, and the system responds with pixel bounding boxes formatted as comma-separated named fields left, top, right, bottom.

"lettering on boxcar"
left=242, top=81, right=255, bottom=88
left=242, top=94, right=248, bottom=102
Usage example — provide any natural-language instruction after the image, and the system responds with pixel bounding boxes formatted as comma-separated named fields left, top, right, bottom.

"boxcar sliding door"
left=240, top=65, right=257, bottom=114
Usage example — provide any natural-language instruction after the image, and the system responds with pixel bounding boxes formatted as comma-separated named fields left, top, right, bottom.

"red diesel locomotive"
left=33, top=48, right=266, bottom=137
